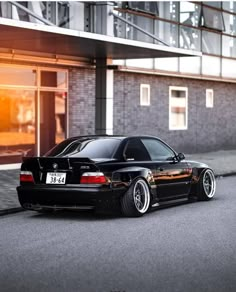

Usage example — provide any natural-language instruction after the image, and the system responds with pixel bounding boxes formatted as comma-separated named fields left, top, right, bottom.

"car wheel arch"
left=111, top=166, right=155, bottom=189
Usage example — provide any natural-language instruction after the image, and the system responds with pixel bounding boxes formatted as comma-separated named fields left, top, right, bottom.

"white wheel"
left=121, top=178, right=150, bottom=217
left=199, top=169, right=216, bottom=200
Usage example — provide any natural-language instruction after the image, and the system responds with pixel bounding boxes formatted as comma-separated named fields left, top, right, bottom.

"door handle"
left=158, top=167, right=164, bottom=171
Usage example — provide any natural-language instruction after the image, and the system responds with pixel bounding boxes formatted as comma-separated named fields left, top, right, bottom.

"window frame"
left=169, top=86, right=188, bottom=131
left=140, top=84, right=150, bottom=106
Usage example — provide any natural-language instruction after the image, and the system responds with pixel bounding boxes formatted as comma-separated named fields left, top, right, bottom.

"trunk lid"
left=21, top=157, right=99, bottom=185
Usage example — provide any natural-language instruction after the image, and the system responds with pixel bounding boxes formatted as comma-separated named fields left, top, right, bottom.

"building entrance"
left=39, top=90, right=66, bottom=155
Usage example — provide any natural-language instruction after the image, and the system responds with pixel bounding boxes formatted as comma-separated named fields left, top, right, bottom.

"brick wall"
left=68, top=68, right=96, bottom=137
left=113, top=71, right=236, bottom=153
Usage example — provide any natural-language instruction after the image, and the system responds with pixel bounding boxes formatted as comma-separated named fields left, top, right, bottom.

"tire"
left=121, top=178, right=151, bottom=217
left=198, top=169, right=216, bottom=201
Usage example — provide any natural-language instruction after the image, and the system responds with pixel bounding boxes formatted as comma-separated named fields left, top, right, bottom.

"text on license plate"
left=46, top=172, right=66, bottom=184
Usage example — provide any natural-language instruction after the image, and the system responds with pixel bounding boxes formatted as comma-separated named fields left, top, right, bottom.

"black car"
left=17, top=135, right=216, bottom=217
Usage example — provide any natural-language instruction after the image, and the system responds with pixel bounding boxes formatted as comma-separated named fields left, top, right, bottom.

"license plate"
left=46, top=172, right=66, bottom=184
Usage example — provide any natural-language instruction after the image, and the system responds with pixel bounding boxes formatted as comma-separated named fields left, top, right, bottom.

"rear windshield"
left=46, top=138, right=120, bottom=159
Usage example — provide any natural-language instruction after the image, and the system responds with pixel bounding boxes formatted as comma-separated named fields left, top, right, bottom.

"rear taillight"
left=20, top=171, right=34, bottom=183
left=80, top=172, right=107, bottom=184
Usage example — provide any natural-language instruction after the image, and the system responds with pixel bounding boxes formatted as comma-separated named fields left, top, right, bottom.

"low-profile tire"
left=198, top=169, right=216, bottom=201
left=121, top=178, right=150, bottom=217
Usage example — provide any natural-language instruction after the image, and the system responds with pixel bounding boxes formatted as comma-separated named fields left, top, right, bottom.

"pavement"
left=0, top=149, right=236, bottom=215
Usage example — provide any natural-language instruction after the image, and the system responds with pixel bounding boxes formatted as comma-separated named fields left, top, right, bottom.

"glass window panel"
left=141, top=138, right=174, bottom=161
left=39, top=91, right=67, bottom=154
left=223, top=12, right=236, bottom=36
left=179, top=57, right=201, bottom=74
left=126, top=14, right=154, bottom=43
left=40, top=71, right=67, bottom=88
left=203, top=2, right=222, bottom=9
left=14, top=2, right=29, bottom=22
left=155, top=20, right=178, bottom=47
left=222, top=35, right=236, bottom=58
left=126, top=59, right=153, bottom=69
left=222, top=58, right=236, bottom=78
left=55, top=92, right=66, bottom=144
left=140, top=84, right=150, bottom=106
left=158, top=1, right=179, bottom=22
left=0, top=67, right=36, bottom=86
left=202, top=55, right=220, bottom=76
left=169, top=87, right=188, bottom=130
left=114, top=11, right=126, bottom=38
left=67, top=2, right=84, bottom=30
left=57, top=2, right=70, bottom=28
left=202, top=31, right=221, bottom=55
left=179, top=26, right=201, bottom=50
left=125, top=2, right=158, bottom=16
left=0, top=89, right=36, bottom=164
left=222, top=1, right=236, bottom=13
left=0, top=2, right=11, bottom=18
left=180, top=2, right=201, bottom=26
left=154, top=58, right=178, bottom=72
left=200, top=7, right=225, bottom=31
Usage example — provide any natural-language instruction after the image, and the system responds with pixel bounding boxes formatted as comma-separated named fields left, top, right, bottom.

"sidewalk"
left=1, top=149, right=236, bottom=215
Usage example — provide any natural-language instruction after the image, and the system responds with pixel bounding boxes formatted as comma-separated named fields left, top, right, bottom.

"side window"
left=141, top=138, right=175, bottom=161
left=124, top=139, right=151, bottom=161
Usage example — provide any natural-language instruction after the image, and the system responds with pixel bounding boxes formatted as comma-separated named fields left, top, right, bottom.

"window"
left=199, top=6, right=225, bottom=31
left=0, top=89, right=36, bottom=164
left=202, top=30, right=221, bottom=55
left=222, top=35, right=236, bottom=58
left=47, top=138, right=120, bottom=159
left=140, top=84, right=150, bottom=106
left=141, top=138, right=175, bottom=161
left=0, top=67, right=36, bottom=86
left=169, top=87, right=188, bottom=130
left=124, top=2, right=158, bottom=16
left=206, top=89, right=214, bottom=108
left=124, top=139, right=150, bottom=161
left=0, top=65, right=68, bottom=164
left=222, top=1, right=236, bottom=13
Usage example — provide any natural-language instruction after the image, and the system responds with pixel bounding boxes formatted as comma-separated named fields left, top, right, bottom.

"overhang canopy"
left=0, top=18, right=201, bottom=61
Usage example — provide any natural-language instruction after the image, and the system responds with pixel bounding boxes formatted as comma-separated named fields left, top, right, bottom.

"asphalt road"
left=0, top=176, right=236, bottom=292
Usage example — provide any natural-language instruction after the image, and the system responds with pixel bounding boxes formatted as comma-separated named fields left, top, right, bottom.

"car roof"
left=66, top=135, right=163, bottom=141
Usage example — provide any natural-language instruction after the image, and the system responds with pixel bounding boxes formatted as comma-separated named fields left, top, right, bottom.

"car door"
left=140, top=138, right=192, bottom=200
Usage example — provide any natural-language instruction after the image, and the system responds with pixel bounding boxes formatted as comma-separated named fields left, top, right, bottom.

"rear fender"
left=111, top=166, right=154, bottom=190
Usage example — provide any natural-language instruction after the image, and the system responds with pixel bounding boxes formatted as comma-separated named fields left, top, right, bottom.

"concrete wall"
left=113, top=71, right=236, bottom=154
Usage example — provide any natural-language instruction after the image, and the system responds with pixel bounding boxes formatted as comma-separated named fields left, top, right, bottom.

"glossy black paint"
left=17, top=135, right=212, bottom=214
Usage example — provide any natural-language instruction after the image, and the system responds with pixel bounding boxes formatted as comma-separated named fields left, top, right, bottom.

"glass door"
left=39, top=70, right=67, bottom=155
left=39, top=91, right=66, bottom=155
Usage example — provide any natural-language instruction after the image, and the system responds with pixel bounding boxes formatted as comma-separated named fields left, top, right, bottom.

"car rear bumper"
left=17, top=184, right=125, bottom=211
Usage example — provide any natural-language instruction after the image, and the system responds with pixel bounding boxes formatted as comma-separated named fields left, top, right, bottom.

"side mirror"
left=177, top=153, right=185, bottom=161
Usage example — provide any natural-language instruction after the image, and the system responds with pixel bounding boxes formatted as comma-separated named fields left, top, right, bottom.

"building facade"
left=0, top=1, right=236, bottom=169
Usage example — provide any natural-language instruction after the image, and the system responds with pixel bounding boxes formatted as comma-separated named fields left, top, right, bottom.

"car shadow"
left=28, top=209, right=124, bottom=221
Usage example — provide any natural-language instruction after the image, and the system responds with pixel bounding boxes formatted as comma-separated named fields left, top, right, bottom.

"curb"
left=0, top=207, right=24, bottom=216
left=215, top=172, right=236, bottom=178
